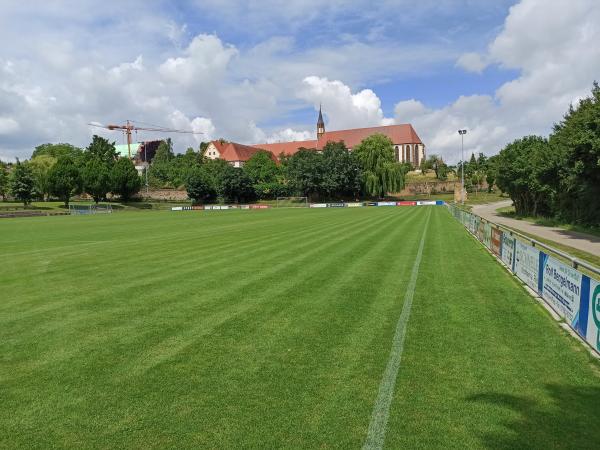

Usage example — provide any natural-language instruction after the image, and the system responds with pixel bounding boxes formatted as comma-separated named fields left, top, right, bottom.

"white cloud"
left=0, top=117, right=19, bottom=134
left=298, top=76, right=393, bottom=130
left=402, top=0, right=600, bottom=163
left=265, top=128, right=313, bottom=143
left=456, top=52, right=488, bottom=73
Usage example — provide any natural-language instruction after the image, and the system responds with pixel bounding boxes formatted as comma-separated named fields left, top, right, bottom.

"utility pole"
left=458, top=129, right=467, bottom=204
left=144, top=144, right=149, bottom=196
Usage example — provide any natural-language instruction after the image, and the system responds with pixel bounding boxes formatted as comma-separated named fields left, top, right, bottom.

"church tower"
left=317, top=104, right=325, bottom=140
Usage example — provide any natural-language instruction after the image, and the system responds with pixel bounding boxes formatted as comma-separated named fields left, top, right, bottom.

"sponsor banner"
left=328, top=203, right=346, bottom=208
left=249, top=204, right=270, bottom=209
left=514, top=240, right=541, bottom=292
left=367, top=202, right=378, bottom=207
left=501, top=233, right=516, bottom=270
left=171, top=206, right=183, bottom=211
left=192, top=205, right=204, bottom=210
left=240, top=205, right=250, bottom=209
left=397, top=201, right=417, bottom=206
left=491, top=228, right=502, bottom=256
left=585, top=278, right=600, bottom=353
left=540, top=254, right=587, bottom=328
left=436, top=200, right=445, bottom=205
left=377, top=201, right=396, bottom=206
left=310, top=203, right=328, bottom=208
left=417, top=200, right=436, bottom=206
left=483, top=223, right=492, bottom=249
left=346, top=202, right=363, bottom=207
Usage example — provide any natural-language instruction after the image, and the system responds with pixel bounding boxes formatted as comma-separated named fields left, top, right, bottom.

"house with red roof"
left=206, top=106, right=425, bottom=167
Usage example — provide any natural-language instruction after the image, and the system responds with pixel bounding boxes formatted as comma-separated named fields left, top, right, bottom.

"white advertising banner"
left=310, top=203, right=328, bottom=208
left=483, top=223, right=492, bottom=249
left=501, top=233, right=516, bottom=270
left=541, top=254, right=584, bottom=326
left=417, top=201, right=436, bottom=206
left=514, top=240, right=540, bottom=292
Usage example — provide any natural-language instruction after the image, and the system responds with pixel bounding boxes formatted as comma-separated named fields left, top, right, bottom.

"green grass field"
left=1, top=207, right=599, bottom=449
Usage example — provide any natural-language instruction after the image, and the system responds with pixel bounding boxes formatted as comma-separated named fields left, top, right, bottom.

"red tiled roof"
left=252, top=140, right=318, bottom=157
left=220, top=142, right=276, bottom=162
left=251, top=124, right=422, bottom=156
left=316, top=124, right=422, bottom=150
left=210, top=140, right=228, bottom=155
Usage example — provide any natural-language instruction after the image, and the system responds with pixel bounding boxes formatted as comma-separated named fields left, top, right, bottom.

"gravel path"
left=471, top=200, right=600, bottom=257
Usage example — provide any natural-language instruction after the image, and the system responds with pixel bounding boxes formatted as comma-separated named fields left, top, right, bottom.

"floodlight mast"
left=458, top=129, right=467, bottom=204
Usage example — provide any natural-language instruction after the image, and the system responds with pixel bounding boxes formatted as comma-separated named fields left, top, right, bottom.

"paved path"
left=472, top=200, right=600, bottom=257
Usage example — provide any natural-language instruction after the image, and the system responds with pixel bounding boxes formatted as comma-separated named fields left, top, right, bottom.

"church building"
left=205, top=107, right=425, bottom=167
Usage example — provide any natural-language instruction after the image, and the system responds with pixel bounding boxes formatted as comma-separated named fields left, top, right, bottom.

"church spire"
left=317, top=104, right=325, bottom=140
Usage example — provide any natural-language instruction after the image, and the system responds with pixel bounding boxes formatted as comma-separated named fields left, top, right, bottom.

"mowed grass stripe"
left=383, top=207, right=600, bottom=449
left=363, top=207, right=431, bottom=450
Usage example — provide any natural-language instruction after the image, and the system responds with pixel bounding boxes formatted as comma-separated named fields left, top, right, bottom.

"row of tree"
left=185, top=134, right=408, bottom=203
left=1, top=136, right=141, bottom=206
left=495, top=83, right=600, bottom=225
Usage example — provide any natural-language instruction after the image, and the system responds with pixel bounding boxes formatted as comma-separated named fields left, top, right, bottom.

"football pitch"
left=1, top=207, right=599, bottom=449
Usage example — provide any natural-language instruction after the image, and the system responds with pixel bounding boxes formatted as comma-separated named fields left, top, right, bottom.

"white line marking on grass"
left=363, top=208, right=432, bottom=450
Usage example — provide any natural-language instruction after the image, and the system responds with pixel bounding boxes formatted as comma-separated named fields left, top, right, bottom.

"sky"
left=1, top=0, right=599, bottom=163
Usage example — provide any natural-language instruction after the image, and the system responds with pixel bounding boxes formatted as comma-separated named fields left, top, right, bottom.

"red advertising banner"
left=250, top=204, right=270, bottom=209
left=397, top=201, right=417, bottom=206
left=491, top=228, right=502, bottom=256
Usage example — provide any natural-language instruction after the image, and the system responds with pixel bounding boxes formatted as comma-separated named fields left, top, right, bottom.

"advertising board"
left=483, top=223, right=492, bottom=249
left=514, top=240, right=541, bottom=292
left=500, top=233, right=515, bottom=270
left=540, top=254, right=586, bottom=327
left=585, top=278, right=600, bottom=354
left=491, top=228, right=502, bottom=256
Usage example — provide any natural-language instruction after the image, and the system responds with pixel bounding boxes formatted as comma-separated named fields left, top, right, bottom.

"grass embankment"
left=1, top=207, right=598, bottom=448
left=496, top=205, right=600, bottom=269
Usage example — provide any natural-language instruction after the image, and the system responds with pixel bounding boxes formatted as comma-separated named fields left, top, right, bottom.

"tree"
left=484, top=155, right=499, bottom=192
left=153, top=139, right=175, bottom=163
left=352, top=134, right=405, bottom=198
left=320, top=141, right=362, bottom=199
left=185, top=166, right=215, bottom=204
left=32, top=143, right=82, bottom=160
left=551, top=82, right=600, bottom=225
left=48, top=156, right=82, bottom=207
left=29, top=154, right=57, bottom=201
left=82, top=158, right=112, bottom=203
left=496, top=136, right=557, bottom=217
left=111, top=158, right=141, bottom=201
left=243, top=150, right=280, bottom=199
left=285, top=149, right=323, bottom=200
left=422, top=154, right=448, bottom=180
left=219, top=166, right=255, bottom=203
left=9, top=160, right=36, bottom=206
left=85, top=135, right=117, bottom=166
left=471, top=170, right=485, bottom=196
left=0, top=162, right=8, bottom=201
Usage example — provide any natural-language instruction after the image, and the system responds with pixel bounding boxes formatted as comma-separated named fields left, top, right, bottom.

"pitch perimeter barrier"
left=172, top=201, right=447, bottom=212
left=447, top=203, right=600, bottom=356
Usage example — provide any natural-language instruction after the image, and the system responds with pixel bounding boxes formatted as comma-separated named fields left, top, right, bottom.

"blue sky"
left=0, top=0, right=598, bottom=162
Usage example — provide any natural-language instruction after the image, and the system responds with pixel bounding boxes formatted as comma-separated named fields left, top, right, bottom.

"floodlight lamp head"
left=458, top=129, right=467, bottom=135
